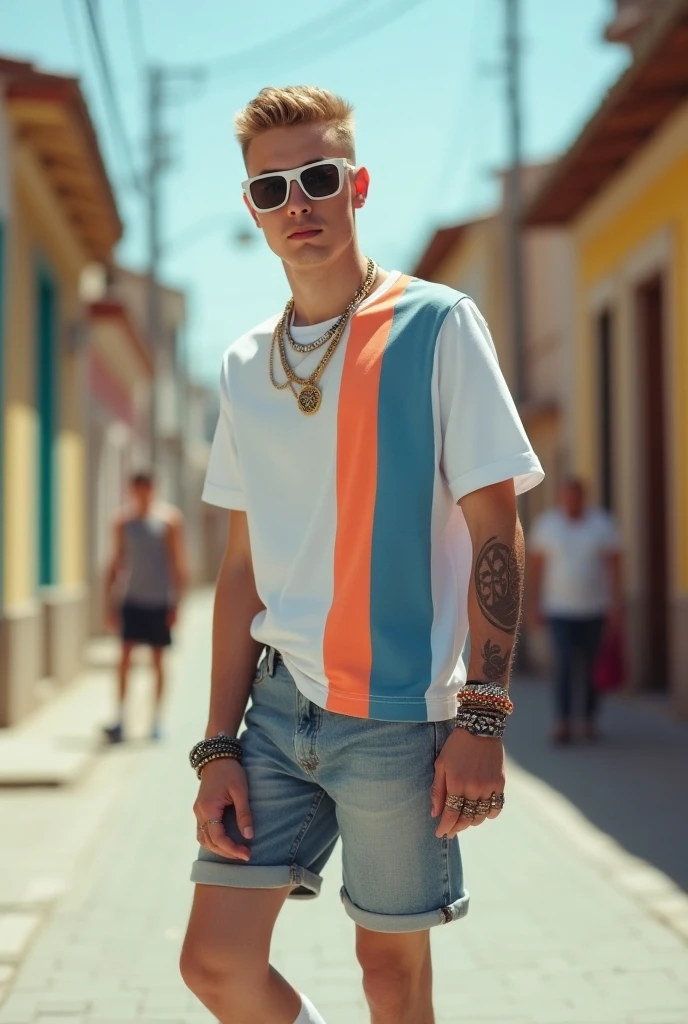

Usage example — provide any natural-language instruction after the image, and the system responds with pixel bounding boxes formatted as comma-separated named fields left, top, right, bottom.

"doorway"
left=36, top=264, right=58, bottom=588
left=596, top=308, right=615, bottom=512
left=636, top=274, right=669, bottom=690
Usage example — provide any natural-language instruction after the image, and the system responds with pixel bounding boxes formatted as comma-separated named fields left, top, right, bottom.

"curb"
left=508, top=757, right=688, bottom=943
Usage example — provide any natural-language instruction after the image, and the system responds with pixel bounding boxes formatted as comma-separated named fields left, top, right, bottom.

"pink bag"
left=593, top=623, right=626, bottom=692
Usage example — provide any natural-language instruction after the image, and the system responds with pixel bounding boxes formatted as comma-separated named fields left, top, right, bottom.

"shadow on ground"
left=506, top=676, right=688, bottom=893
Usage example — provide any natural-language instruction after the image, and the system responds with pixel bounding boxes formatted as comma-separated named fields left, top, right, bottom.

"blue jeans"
left=548, top=616, right=605, bottom=723
left=191, top=651, right=469, bottom=933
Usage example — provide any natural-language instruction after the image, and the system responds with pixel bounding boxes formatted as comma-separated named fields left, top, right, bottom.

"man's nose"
left=286, top=179, right=312, bottom=214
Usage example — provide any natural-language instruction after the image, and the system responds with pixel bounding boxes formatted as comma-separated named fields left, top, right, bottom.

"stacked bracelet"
left=455, top=681, right=514, bottom=738
left=189, top=733, right=243, bottom=779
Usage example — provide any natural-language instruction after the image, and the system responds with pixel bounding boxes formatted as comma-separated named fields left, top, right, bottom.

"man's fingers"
left=435, top=806, right=461, bottom=838
left=206, top=821, right=250, bottom=862
left=430, top=765, right=447, bottom=818
left=229, top=780, right=254, bottom=840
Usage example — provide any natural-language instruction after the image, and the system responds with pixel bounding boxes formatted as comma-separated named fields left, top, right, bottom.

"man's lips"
left=288, top=228, right=322, bottom=240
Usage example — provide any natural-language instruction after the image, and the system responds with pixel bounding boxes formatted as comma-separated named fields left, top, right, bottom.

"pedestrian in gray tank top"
left=104, top=471, right=188, bottom=743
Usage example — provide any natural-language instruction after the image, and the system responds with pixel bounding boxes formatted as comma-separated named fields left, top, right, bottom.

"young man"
left=104, top=471, right=187, bottom=742
left=181, top=86, right=544, bottom=1024
left=527, top=476, right=623, bottom=744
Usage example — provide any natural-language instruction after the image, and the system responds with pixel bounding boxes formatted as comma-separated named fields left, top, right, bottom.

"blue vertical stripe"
left=368, top=280, right=459, bottom=721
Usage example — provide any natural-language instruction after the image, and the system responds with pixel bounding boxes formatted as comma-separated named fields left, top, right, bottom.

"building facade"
left=0, top=58, right=121, bottom=724
left=526, top=0, right=688, bottom=714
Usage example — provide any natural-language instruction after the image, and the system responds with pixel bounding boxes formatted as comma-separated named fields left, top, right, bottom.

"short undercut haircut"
left=130, top=471, right=154, bottom=488
left=235, top=85, right=356, bottom=161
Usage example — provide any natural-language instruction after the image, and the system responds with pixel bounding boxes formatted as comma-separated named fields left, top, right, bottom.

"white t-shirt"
left=203, top=271, right=544, bottom=721
left=528, top=507, right=622, bottom=617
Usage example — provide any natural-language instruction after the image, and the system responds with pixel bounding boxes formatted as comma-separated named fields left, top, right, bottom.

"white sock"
left=292, top=993, right=328, bottom=1024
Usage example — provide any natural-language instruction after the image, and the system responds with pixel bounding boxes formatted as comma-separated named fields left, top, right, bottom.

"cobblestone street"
left=1, top=591, right=688, bottom=1024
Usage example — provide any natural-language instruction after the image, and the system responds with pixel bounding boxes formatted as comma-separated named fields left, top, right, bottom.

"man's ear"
left=352, top=167, right=370, bottom=209
left=243, top=193, right=262, bottom=228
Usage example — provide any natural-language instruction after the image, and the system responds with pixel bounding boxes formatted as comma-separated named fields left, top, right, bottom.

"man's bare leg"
left=357, top=927, right=434, bottom=1024
left=104, top=641, right=134, bottom=743
left=181, top=884, right=327, bottom=1023
left=151, top=646, right=165, bottom=739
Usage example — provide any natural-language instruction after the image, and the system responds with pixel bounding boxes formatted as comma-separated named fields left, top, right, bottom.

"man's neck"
left=285, top=248, right=383, bottom=327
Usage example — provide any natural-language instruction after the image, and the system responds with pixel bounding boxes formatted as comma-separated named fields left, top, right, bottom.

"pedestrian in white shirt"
left=527, top=477, right=623, bottom=745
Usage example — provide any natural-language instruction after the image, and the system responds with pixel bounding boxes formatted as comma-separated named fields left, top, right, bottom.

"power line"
left=81, top=0, right=144, bottom=194
left=204, top=0, right=425, bottom=84
left=124, top=0, right=148, bottom=72
left=62, top=0, right=89, bottom=72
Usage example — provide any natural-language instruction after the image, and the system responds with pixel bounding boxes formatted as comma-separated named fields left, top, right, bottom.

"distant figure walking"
left=104, top=472, right=188, bottom=743
left=527, top=477, right=623, bottom=744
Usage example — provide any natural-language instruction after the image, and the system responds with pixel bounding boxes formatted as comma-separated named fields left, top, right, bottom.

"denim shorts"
left=191, top=650, right=470, bottom=933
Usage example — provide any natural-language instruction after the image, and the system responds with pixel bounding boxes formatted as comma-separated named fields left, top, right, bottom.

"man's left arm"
left=432, top=478, right=523, bottom=838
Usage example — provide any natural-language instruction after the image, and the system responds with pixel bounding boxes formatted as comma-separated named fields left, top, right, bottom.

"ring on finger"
left=203, top=818, right=223, bottom=828
left=490, top=792, right=505, bottom=810
left=475, top=798, right=492, bottom=816
left=445, top=794, right=465, bottom=812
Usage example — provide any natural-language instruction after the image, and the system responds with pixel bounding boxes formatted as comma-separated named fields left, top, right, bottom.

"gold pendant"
left=298, top=383, right=321, bottom=415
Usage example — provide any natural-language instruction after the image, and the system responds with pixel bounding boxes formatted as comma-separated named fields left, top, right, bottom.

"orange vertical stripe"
left=323, top=275, right=412, bottom=716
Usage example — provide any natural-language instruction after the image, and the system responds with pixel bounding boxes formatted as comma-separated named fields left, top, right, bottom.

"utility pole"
left=504, top=0, right=526, bottom=407
left=145, top=66, right=164, bottom=467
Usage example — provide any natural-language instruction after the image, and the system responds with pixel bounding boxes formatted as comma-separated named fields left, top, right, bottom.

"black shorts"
left=121, top=602, right=172, bottom=648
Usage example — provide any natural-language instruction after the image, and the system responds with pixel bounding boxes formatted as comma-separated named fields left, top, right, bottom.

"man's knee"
left=179, top=933, right=259, bottom=1005
left=357, top=931, right=430, bottom=1016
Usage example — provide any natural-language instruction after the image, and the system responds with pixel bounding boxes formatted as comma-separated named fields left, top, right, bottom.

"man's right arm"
left=193, top=511, right=264, bottom=861
left=206, top=510, right=265, bottom=738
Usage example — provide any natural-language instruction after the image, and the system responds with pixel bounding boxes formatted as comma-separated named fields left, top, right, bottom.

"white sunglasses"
left=242, top=158, right=354, bottom=213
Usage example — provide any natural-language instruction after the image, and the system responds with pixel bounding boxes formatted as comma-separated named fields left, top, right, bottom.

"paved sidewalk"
left=1, top=592, right=687, bottom=1023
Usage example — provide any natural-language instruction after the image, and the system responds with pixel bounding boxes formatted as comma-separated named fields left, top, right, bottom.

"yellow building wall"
left=3, top=146, right=87, bottom=605
left=574, top=125, right=688, bottom=592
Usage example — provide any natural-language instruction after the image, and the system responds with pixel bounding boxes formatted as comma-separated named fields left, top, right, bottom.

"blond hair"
left=235, top=85, right=356, bottom=161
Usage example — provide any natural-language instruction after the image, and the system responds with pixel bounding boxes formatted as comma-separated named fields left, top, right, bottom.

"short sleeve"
left=438, top=298, right=544, bottom=502
left=202, top=355, right=246, bottom=510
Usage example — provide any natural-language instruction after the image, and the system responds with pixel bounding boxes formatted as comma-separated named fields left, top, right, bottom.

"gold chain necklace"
left=269, top=258, right=378, bottom=415
left=286, top=258, right=377, bottom=354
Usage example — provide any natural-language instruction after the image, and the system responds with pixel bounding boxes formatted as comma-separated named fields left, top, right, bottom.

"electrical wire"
left=125, top=0, right=148, bottom=72
left=62, top=0, right=89, bottom=72
left=204, top=0, right=425, bottom=83
left=81, top=0, right=144, bottom=193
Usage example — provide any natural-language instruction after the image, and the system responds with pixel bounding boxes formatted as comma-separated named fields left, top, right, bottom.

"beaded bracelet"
left=193, top=748, right=243, bottom=779
left=458, top=682, right=514, bottom=717
left=455, top=709, right=507, bottom=739
left=189, top=733, right=243, bottom=779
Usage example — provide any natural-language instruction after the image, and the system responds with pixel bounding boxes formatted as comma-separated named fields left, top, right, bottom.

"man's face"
left=243, top=121, right=369, bottom=269
left=562, top=482, right=585, bottom=518
left=131, top=481, right=153, bottom=511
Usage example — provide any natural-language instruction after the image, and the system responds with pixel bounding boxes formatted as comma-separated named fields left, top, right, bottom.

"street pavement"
left=1, top=590, right=687, bottom=1024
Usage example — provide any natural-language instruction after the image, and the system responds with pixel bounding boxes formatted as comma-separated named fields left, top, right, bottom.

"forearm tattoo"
left=474, top=536, right=522, bottom=633
left=481, top=639, right=511, bottom=682
left=474, top=534, right=525, bottom=684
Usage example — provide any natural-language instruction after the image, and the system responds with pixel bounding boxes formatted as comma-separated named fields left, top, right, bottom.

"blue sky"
left=1, top=0, right=628, bottom=382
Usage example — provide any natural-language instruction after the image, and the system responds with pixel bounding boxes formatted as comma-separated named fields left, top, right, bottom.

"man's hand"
left=193, top=758, right=254, bottom=862
left=431, top=728, right=505, bottom=838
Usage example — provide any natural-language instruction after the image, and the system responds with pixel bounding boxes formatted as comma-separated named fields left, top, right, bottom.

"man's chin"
left=282, top=244, right=332, bottom=268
